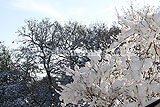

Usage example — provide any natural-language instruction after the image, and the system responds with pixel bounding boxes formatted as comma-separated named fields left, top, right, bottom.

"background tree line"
left=0, top=20, right=120, bottom=106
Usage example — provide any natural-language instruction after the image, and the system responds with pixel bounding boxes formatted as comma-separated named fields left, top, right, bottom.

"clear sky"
left=0, top=0, right=159, bottom=49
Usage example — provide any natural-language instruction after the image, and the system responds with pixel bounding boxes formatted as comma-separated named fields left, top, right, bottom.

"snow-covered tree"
left=60, top=6, right=160, bottom=107
left=0, top=42, right=13, bottom=72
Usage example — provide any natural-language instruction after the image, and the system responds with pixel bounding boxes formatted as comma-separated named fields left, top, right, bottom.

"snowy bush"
left=60, top=6, right=160, bottom=107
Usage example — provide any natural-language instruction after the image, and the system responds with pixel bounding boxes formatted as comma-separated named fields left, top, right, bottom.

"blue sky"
left=0, top=0, right=159, bottom=48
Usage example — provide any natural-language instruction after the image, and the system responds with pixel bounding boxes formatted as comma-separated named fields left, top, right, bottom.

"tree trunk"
left=47, top=71, right=53, bottom=85
left=46, top=71, right=56, bottom=92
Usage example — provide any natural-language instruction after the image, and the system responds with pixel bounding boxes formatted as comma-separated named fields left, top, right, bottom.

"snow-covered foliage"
left=60, top=52, right=126, bottom=106
left=60, top=6, right=160, bottom=106
left=0, top=42, right=12, bottom=72
left=0, top=70, right=62, bottom=107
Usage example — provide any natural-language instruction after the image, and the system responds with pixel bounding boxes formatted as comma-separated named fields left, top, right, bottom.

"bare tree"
left=17, top=19, right=63, bottom=92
